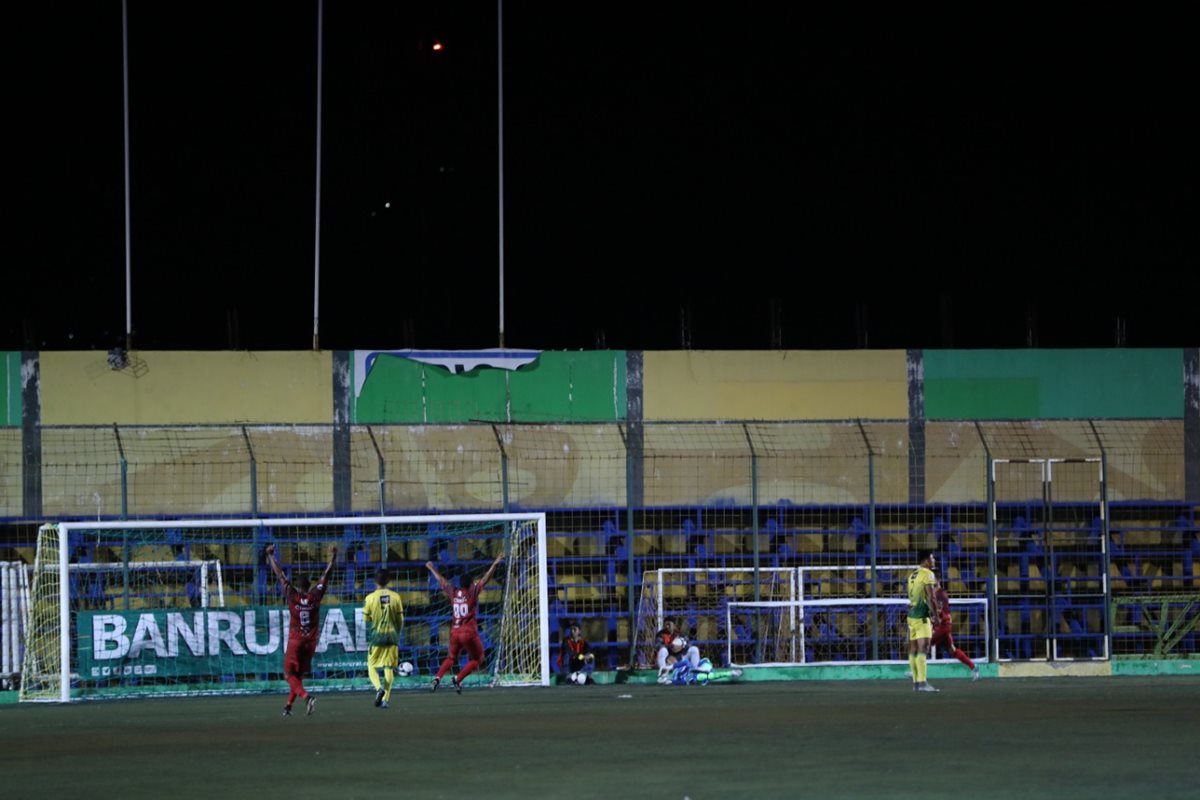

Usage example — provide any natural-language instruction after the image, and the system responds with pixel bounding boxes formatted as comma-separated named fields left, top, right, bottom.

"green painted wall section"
left=3, top=352, right=20, bottom=427
left=925, top=349, right=1183, bottom=420
left=355, top=351, right=627, bottom=423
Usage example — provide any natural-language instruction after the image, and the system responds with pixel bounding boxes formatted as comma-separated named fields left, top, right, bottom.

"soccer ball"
left=397, top=661, right=414, bottom=677
left=670, top=636, right=689, bottom=653
left=570, top=671, right=587, bottom=685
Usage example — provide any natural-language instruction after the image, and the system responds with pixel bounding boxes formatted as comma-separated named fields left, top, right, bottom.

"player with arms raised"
left=425, top=550, right=504, bottom=694
left=265, top=543, right=338, bottom=716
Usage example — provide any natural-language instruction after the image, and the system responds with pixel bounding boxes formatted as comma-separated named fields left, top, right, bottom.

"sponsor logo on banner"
left=78, top=605, right=369, bottom=678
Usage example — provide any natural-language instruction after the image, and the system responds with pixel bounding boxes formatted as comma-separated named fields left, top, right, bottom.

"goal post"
left=19, top=513, right=548, bottom=703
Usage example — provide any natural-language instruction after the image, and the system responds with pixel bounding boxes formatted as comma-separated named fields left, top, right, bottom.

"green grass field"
left=2, top=677, right=1198, bottom=800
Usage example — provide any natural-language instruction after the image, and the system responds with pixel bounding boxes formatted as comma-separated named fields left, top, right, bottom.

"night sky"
left=8, top=3, right=1194, bottom=352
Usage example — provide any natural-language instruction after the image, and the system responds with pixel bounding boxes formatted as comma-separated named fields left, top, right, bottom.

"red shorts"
left=931, top=623, right=955, bottom=651
left=448, top=628, right=484, bottom=663
left=284, top=640, right=317, bottom=675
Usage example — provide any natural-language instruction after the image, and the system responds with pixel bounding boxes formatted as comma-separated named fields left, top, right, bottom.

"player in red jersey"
left=265, top=543, right=338, bottom=716
left=931, top=584, right=981, bottom=681
left=425, top=550, right=504, bottom=694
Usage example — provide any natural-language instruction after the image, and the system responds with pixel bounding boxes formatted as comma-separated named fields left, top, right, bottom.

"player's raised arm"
left=319, top=544, right=338, bottom=586
left=264, top=544, right=288, bottom=586
left=425, top=561, right=448, bottom=589
left=478, top=550, right=505, bottom=588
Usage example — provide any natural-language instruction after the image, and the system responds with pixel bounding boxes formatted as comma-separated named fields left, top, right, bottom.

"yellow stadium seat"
left=1001, top=564, right=1021, bottom=593
left=130, top=545, right=175, bottom=564
left=1121, top=526, right=1160, bottom=546
left=1027, top=563, right=1045, bottom=592
left=224, top=545, right=256, bottom=565
left=399, top=591, right=427, bottom=609
left=546, top=536, right=575, bottom=558
left=661, top=535, right=690, bottom=555
left=616, top=618, right=631, bottom=646
left=791, top=533, right=825, bottom=554
left=943, top=565, right=963, bottom=594
left=695, top=616, right=719, bottom=641
left=662, top=577, right=687, bottom=599
left=957, top=532, right=987, bottom=551
left=712, top=534, right=742, bottom=555
left=743, top=533, right=770, bottom=555
left=910, top=533, right=937, bottom=551
left=633, top=535, right=660, bottom=555
left=836, top=614, right=860, bottom=638
left=828, top=532, right=857, bottom=552
left=575, top=535, right=604, bottom=557
left=1139, top=561, right=1164, bottom=590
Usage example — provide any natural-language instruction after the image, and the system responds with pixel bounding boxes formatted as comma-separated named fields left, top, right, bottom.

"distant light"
left=384, top=202, right=391, bottom=209
left=431, top=40, right=444, bottom=52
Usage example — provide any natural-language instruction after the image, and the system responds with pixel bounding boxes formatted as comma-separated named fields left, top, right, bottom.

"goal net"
left=726, top=597, right=991, bottom=667
left=633, top=568, right=797, bottom=668
left=19, top=513, right=547, bottom=702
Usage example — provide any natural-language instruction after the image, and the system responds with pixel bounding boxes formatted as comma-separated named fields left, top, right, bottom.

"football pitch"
left=2, top=677, right=1197, bottom=800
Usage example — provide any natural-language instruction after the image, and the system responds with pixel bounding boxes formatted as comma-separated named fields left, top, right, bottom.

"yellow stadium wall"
left=40, top=351, right=332, bottom=425
left=643, top=351, right=908, bottom=420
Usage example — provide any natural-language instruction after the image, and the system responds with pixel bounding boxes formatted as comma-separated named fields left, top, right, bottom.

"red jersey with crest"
left=439, top=580, right=483, bottom=635
left=934, top=586, right=952, bottom=627
left=281, top=579, right=328, bottom=646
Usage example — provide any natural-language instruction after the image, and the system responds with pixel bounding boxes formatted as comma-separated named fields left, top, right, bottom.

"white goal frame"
left=31, top=513, right=548, bottom=702
left=720, top=597, right=993, bottom=666
left=727, top=597, right=991, bottom=667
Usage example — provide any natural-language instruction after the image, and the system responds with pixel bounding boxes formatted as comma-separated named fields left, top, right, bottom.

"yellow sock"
left=909, top=654, right=917, bottom=684
left=915, top=653, right=927, bottom=683
left=368, top=666, right=381, bottom=691
left=383, top=668, right=394, bottom=702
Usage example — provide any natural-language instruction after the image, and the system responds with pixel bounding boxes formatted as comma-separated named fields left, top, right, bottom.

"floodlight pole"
left=497, top=0, right=506, bottom=348
left=122, top=0, right=133, bottom=351
left=312, top=0, right=325, bottom=351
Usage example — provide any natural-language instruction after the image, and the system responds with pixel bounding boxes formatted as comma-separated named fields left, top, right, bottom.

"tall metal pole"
left=312, top=0, right=325, bottom=351
left=496, top=0, right=506, bottom=347
left=121, top=0, right=133, bottom=351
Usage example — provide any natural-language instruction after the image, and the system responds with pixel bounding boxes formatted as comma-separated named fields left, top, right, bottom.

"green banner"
left=77, top=604, right=368, bottom=680
left=3, top=351, right=20, bottom=427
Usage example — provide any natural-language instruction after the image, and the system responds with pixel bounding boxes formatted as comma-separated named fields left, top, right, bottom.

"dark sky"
left=8, top=3, right=1194, bottom=352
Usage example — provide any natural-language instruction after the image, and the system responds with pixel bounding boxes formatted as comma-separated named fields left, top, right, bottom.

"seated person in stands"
left=655, top=618, right=701, bottom=684
left=558, top=621, right=596, bottom=684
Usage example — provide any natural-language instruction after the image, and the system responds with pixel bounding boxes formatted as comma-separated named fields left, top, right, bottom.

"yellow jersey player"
left=906, top=550, right=941, bottom=693
left=363, top=568, right=406, bottom=709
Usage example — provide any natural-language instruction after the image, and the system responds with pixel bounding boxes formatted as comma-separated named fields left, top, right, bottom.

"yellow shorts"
left=907, top=617, right=932, bottom=641
left=367, top=645, right=399, bottom=669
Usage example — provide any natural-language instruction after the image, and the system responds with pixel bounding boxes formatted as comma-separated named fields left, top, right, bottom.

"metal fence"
left=1, top=420, right=1196, bottom=667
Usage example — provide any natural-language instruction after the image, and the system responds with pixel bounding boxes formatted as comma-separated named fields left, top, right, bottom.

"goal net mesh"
left=19, top=515, right=545, bottom=702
